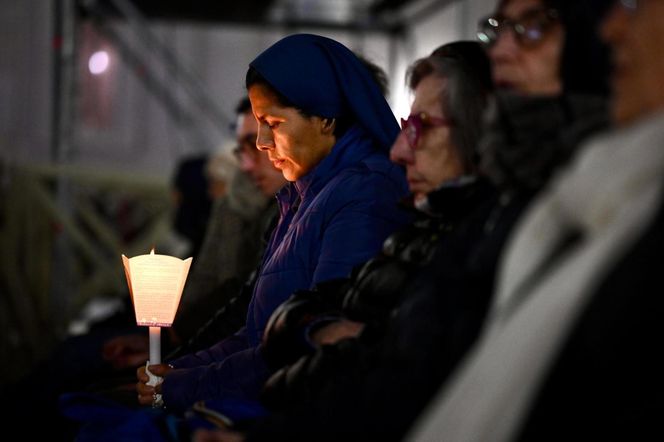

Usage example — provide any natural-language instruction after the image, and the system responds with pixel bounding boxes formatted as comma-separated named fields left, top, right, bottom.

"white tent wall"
left=0, top=0, right=53, bottom=165
left=390, top=0, right=493, bottom=118
left=73, top=22, right=277, bottom=176
left=0, top=0, right=494, bottom=176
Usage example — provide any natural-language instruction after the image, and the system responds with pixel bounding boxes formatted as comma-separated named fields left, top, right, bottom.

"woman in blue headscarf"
left=136, top=34, right=411, bottom=413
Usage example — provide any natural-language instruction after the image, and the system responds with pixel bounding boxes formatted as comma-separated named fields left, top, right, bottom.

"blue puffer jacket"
left=162, top=126, right=411, bottom=413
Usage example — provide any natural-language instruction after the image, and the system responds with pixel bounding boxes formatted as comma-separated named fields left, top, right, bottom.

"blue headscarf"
left=248, top=33, right=399, bottom=152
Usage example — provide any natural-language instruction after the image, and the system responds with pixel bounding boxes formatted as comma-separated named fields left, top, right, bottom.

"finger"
left=136, top=382, right=155, bottom=396
left=136, top=384, right=155, bottom=405
left=147, top=363, right=172, bottom=376
left=137, top=393, right=153, bottom=406
left=137, top=366, right=148, bottom=381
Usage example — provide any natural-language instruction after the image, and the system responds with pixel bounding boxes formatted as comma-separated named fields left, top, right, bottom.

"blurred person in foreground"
left=408, top=0, right=664, bottom=440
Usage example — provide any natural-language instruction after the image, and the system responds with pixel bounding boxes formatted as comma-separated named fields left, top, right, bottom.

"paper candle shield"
left=122, top=251, right=192, bottom=327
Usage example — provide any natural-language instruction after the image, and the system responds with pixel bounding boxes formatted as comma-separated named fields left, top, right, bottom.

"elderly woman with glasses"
left=389, top=43, right=489, bottom=208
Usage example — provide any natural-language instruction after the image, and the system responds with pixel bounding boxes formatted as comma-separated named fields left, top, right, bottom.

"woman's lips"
left=268, top=156, right=284, bottom=168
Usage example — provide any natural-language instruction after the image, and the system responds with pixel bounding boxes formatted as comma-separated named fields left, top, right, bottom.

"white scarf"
left=407, top=111, right=664, bottom=442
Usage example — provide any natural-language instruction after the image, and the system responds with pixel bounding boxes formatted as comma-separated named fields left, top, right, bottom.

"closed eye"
left=258, top=117, right=280, bottom=130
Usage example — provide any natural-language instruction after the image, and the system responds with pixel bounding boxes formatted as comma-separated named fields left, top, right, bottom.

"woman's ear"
left=321, top=117, right=336, bottom=135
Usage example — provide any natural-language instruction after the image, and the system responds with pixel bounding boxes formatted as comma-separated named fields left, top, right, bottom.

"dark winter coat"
left=161, top=125, right=410, bottom=413
left=253, top=177, right=500, bottom=441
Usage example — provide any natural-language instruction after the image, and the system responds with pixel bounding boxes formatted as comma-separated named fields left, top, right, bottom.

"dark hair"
left=335, top=55, right=389, bottom=136
left=407, top=41, right=493, bottom=172
left=558, top=0, right=613, bottom=95
left=172, top=154, right=213, bottom=258
left=245, top=55, right=390, bottom=139
left=235, top=96, right=252, bottom=115
left=356, top=55, right=389, bottom=96
left=495, top=0, right=612, bottom=95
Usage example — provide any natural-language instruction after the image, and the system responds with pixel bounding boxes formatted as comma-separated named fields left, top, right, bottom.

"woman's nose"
left=489, top=27, right=519, bottom=61
left=256, top=123, right=275, bottom=151
left=389, top=131, right=414, bottom=165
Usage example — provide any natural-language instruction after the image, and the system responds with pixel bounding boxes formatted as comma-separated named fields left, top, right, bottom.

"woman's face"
left=248, top=83, right=336, bottom=182
left=234, top=110, right=286, bottom=196
left=390, top=75, right=464, bottom=203
left=488, top=0, right=564, bottom=95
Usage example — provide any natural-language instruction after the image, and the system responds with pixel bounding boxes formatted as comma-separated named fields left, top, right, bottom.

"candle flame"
left=150, top=247, right=155, bottom=255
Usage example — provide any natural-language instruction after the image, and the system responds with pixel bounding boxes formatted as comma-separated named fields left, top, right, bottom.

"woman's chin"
left=282, top=169, right=298, bottom=182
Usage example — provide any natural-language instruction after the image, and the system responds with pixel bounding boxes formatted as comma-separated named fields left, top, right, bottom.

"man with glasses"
left=408, top=0, right=664, bottom=440
left=160, top=97, right=286, bottom=347
left=232, top=98, right=286, bottom=198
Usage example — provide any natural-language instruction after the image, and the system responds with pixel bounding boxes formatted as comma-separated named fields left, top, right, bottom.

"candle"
left=122, top=248, right=192, bottom=402
left=146, top=327, right=163, bottom=390
left=149, top=326, right=161, bottom=364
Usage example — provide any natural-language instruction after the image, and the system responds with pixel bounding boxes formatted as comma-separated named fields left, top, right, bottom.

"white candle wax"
left=149, top=326, right=161, bottom=364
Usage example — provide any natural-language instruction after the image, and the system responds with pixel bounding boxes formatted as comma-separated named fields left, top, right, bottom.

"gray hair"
left=407, top=41, right=492, bottom=172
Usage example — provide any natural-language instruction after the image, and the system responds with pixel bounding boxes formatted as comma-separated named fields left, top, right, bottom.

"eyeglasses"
left=477, top=8, right=559, bottom=48
left=400, top=112, right=453, bottom=149
left=232, top=134, right=258, bottom=161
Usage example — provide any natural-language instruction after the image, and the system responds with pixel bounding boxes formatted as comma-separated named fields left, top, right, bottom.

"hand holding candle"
left=136, top=363, right=173, bottom=407
left=123, top=248, right=192, bottom=407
